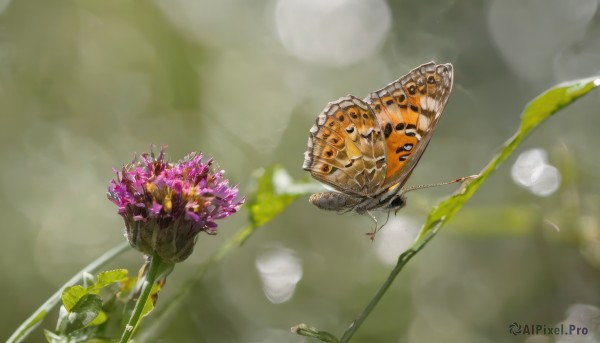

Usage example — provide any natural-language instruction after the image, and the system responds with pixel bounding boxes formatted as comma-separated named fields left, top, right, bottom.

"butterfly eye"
left=389, top=196, right=405, bottom=208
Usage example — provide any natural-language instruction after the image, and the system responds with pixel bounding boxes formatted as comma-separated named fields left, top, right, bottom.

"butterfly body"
left=303, top=62, right=453, bottom=213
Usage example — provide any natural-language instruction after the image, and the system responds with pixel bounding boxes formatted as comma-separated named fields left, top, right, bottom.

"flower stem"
left=133, top=225, right=256, bottom=340
left=339, top=230, right=435, bottom=343
left=119, top=253, right=163, bottom=343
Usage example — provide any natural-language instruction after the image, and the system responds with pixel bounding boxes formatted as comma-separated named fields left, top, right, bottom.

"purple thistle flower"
left=107, top=146, right=245, bottom=262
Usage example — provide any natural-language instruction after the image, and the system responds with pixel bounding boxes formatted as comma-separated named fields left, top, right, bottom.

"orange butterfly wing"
left=303, top=95, right=387, bottom=196
left=365, top=62, right=453, bottom=191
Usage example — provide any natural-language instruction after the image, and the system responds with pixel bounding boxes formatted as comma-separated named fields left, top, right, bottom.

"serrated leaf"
left=247, top=166, right=319, bottom=227
left=94, top=269, right=128, bottom=290
left=61, top=286, right=88, bottom=312
left=117, top=275, right=138, bottom=301
left=57, top=294, right=102, bottom=334
left=7, top=242, right=130, bottom=343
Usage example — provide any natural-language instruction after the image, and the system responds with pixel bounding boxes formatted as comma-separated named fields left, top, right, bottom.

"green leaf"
left=93, top=269, right=128, bottom=290
left=139, top=283, right=161, bottom=319
left=247, top=165, right=318, bottom=227
left=61, top=269, right=128, bottom=313
left=89, top=310, right=107, bottom=327
left=7, top=242, right=130, bottom=343
left=521, top=76, right=600, bottom=133
left=57, top=294, right=103, bottom=334
left=61, top=286, right=88, bottom=312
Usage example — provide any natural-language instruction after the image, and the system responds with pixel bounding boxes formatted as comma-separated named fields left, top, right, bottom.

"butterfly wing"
left=303, top=95, right=387, bottom=196
left=365, top=62, right=453, bottom=191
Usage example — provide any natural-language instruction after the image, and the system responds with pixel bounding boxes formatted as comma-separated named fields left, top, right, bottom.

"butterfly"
left=303, top=62, right=455, bottom=216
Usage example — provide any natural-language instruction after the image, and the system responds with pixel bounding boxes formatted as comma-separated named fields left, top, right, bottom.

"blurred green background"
left=2, top=0, right=600, bottom=342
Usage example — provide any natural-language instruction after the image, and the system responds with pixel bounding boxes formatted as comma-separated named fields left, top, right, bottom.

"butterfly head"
left=385, top=193, right=407, bottom=213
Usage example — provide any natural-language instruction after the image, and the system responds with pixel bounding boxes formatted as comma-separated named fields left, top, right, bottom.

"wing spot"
left=374, top=104, right=381, bottom=112
left=338, top=114, right=345, bottom=122
left=427, top=75, right=436, bottom=84
left=345, top=160, right=355, bottom=168
left=384, top=123, right=392, bottom=138
left=346, top=126, right=355, bottom=133
left=399, top=154, right=409, bottom=161
left=398, top=94, right=406, bottom=103
left=395, top=123, right=405, bottom=131
left=362, top=113, right=369, bottom=119
left=349, top=112, right=359, bottom=119
left=385, top=99, right=394, bottom=105
left=409, top=104, right=419, bottom=112
left=407, top=83, right=417, bottom=95
left=395, top=143, right=413, bottom=153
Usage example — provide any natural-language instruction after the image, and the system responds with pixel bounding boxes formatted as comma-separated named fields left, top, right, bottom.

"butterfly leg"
left=365, top=210, right=379, bottom=241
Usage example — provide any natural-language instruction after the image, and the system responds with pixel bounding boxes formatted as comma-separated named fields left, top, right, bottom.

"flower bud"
left=108, top=147, right=244, bottom=262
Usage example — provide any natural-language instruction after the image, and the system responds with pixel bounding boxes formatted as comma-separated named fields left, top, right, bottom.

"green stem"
left=134, top=225, right=256, bottom=341
left=119, top=253, right=163, bottom=343
left=339, top=231, right=434, bottom=343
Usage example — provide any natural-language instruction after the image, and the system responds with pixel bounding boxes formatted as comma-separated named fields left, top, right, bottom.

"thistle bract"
left=108, top=147, right=244, bottom=262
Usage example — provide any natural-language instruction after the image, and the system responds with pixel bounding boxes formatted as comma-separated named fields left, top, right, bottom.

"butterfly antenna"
left=402, top=175, right=478, bottom=194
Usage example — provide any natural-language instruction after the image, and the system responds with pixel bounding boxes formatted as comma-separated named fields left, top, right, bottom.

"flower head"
left=107, top=146, right=244, bottom=262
